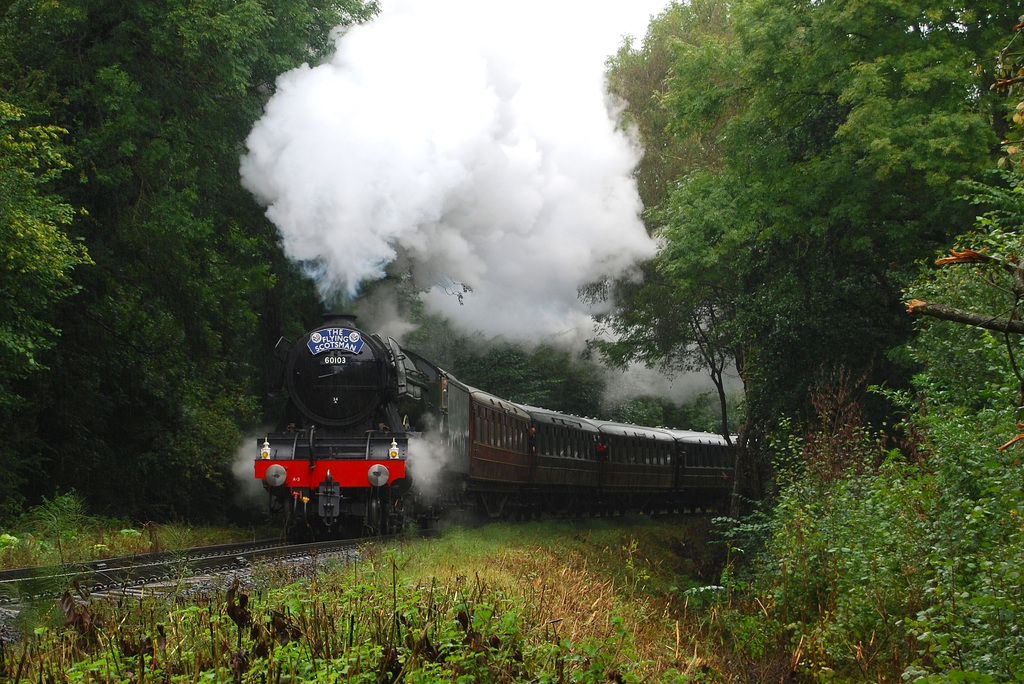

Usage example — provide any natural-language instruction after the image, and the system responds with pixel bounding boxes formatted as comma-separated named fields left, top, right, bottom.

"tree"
left=605, top=0, right=738, bottom=212
left=0, top=0, right=376, bottom=519
left=906, top=21, right=1024, bottom=410
left=0, top=101, right=92, bottom=514
left=595, top=0, right=746, bottom=445
left=602, top=0, right=1014, bottom=451
left=0, top=102, right=90, bottom=402
left=589, top=169, right=748, bottom=444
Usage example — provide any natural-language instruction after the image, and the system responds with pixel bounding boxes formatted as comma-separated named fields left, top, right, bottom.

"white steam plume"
left=241, top=0, right=665, bottom=344
left=232, top=430, right=275, bottom=512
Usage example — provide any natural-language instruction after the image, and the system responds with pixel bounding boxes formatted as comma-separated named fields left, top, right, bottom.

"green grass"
left=0, top=492, right=270, bottom=570
left=0, top=515, right=740, bottom=683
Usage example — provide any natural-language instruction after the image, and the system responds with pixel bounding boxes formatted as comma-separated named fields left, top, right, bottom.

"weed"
left=0, top=516, right=729, bottom=682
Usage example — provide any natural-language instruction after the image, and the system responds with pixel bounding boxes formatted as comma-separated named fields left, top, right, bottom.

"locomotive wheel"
left=387, top=498, right=408, bottom=534
left=286, top=511, right=312, bottom=543
left=365, top=496, right=382, bottom=535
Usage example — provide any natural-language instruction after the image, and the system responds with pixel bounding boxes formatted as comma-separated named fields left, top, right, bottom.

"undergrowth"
left=708, top=374, right=1024, bottom=682
left=1, top=516, right=737, bottom=683
left=0, top=492, right=265, bottom=570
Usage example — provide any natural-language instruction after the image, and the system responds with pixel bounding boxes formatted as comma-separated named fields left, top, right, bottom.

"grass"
left=0, top=514, right=750, bottom=683
left=0, top=492, right=270, bottom=570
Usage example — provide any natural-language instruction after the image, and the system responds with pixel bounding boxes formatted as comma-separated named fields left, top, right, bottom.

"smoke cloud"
left=232, top=430, right=275, bottom=512
left=241, top=0, right=665, bottom=345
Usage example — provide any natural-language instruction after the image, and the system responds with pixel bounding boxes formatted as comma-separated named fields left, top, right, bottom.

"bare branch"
left=906, top=299, right=1024, bottom=334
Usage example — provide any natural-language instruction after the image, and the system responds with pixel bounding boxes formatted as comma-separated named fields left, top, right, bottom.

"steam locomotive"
left=254, top=314, right=734, bottom=541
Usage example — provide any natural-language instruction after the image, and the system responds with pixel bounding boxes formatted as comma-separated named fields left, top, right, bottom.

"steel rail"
left=0, top=536, right=374, bottom=603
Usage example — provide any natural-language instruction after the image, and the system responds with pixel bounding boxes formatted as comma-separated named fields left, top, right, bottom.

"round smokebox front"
left=287, top=325, right=387, bottom=426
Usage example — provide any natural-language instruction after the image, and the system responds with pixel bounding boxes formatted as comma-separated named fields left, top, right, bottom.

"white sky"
left=241, top=0, right=671, bottom=346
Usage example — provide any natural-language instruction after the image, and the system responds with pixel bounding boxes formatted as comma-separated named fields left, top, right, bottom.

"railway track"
left=0, top=537, right=369, bottom=604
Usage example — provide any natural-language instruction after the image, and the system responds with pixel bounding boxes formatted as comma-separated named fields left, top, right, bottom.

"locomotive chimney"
left=323, top=312, right=358, bottom=328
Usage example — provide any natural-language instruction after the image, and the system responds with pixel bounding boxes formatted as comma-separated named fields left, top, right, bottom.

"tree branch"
left=906, top=299, right=1024, bottom=334
left=934, top=249, right=1018, bottom=274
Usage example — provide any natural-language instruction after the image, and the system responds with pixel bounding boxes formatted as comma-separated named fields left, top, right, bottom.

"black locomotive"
left=255, top=315, right=734, bottom=540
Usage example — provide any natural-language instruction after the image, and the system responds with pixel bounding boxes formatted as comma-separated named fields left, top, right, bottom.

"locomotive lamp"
left=389, top=438, right=400, bottom=459
left=261, top=439, right=271, bottom=459
left=367, top=464, right=390, bottom=487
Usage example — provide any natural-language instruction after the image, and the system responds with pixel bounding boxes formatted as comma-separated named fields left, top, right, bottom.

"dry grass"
left=353, top=515, right=733, bottom=680
left=1, top=514, right=762, bottom=682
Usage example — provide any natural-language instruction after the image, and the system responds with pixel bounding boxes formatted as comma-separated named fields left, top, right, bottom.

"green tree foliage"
left=0, top=0, right=375, bottom=520
left=0, top=101, right=92, bottom=514
left=907, top=25, right=1024, bottom=412
left=596, top=0, right=744, bottom=444
left=906, top=171, right=1024, bottom=411
left=602, top=0, right=1014, bottom=453
left=0, top=102, right=90, bottom=398
left=605, top=0, right=737, bottom=212
left=711, top=21, right=1024, bottom=680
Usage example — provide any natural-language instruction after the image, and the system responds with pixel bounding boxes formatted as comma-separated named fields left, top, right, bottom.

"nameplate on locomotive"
left=307, top=328, right=365, bottom=355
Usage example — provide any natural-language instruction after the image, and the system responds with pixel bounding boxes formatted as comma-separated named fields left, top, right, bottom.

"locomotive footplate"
left=257, top=430, right=412, bottom=461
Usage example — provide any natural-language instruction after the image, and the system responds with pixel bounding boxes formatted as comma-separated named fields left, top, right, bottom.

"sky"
left=240, top=0, right=672, bottom=348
